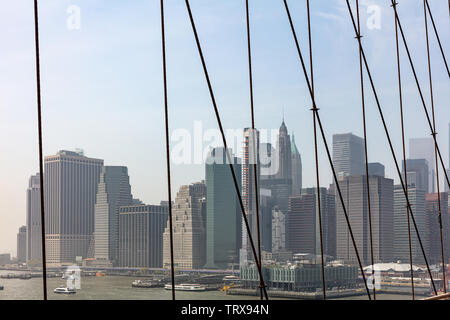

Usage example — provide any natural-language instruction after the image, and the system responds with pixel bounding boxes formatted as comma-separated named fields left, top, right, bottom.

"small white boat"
left=53, top=287, right=76, bottom=294
left=164, top=283, right=206, bottom=291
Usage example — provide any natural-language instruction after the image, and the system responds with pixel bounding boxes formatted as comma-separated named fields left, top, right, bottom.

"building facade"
left=44, top=150, right=103, bottom=265
left=94, top=166, right=133, bottom=266
left=336, top=175, right=394, bottom=265
left=409, top=138, right=435, bottom=193
left=205, top=148, right=242, bottom=269
left=118, top=204, right=168, bottom=268
left=26, top=173, right=42, bottom=263
left=163, top=182, right=207, bottom=269
left=291, top=135, right=302, bottom=196
left=332, top=133, right=365, bottom=178
left=425, top=192, right=449, bottom=264
left=17, top=226, right=27, bottom=263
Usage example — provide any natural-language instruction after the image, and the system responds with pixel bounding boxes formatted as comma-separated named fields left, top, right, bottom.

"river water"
left=0, top=271, right=415, bottom=300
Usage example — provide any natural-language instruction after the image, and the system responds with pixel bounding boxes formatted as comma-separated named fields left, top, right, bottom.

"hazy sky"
left=0, top=0, right=449, bottom=255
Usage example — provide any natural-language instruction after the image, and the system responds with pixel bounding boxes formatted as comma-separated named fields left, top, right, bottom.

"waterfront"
left=0, top=271, right=419, bottom=300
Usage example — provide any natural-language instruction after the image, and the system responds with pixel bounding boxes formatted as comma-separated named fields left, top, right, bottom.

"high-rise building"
left=241, top=128, right=260, bottom=265
left=272, top=207, right=286, bottom=254
left=44, top=150, right=103, bottom=265
left=410, top=138, right=435, bottom=193
left=425, top=192, right=449, bottom=264
left=118, top=204, right=168, bottom=268
left=94, top=166, right=133, bottom=266
left=205, top=148, right=242, bottom=269
left=26, top=173, right=42, bottom=263
left=276, top=120, right=292, bottom=182
left=336, top=175, right=394, bottom=264
left=402, top=159, right=429, bottom=194
left=291, top=134, right=302, bottom=196
left=368, top=163, right=385, bottom=178
left=332, top=133, right=365, bottom=179
left=286, top=188, right=336, bottom=258
left=163, top=181, right=207, bottom=269
left=393, top=185, right=427, bottom=264
left=17, top=226, right=27, bottom=263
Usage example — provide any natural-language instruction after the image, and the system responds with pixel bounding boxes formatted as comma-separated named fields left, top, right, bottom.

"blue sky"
left=0, top=0, right=449, bottom=254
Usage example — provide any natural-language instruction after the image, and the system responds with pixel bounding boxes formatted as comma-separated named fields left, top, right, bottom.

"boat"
left=0, top=285, right=4, bottom=290
left=96, top=272, right=106, bottom=277
left=164, top=284, right=206, bottom=291
left=132, top=279, right=164, bottom=288
left=53, top=287, right=76, bottom=294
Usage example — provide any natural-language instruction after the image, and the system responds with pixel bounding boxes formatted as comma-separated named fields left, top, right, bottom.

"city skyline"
left=1, top=0, right=449, bottom=256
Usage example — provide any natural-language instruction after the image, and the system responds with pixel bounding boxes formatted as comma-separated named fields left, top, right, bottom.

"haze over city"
left=0, top=0, right=449, bottom=260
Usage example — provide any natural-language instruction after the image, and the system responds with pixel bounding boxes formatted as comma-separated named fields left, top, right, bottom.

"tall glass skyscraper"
left=332, top=133, right=365, bottom=179
left=204, top=148, right=242, bottom=269
left=409, top=138, right=435, bottom=193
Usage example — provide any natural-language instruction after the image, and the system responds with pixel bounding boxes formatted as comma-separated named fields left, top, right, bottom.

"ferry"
left=132, top=279, right=164, bottom=288
left=53, top=287, right=76, bottom=294
left=164, top=284, right=206, bottom=291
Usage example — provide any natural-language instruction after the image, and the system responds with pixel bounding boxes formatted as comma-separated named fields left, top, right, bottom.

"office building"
left=163, top=181, right=206, bottom=269
left=94, top=166, right=133, bottom=266
left=393, top=185, right=427, bottom=264
left=402, top=159, right=429, bottom=194
left=118, top=204, right=168, bottom=268
left=368, top=163, right=385, bottom=178
left=44, top=150, right=103, bottom=265
left=17, top=226, right=27, bottom=263
left=410, top=138, right=435, bottom=193
left=336, top=175, right=394, bottom=264
left=205, top=148, right=242, bottom=269
left=26, top=173, right=42, bottom=263
left=332, top=133, right=365, bottom=178
left=425, top=192, right=449, bottom=264
left=291, top=135, right=302, bottom=196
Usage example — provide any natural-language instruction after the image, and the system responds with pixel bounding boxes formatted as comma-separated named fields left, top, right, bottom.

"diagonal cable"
left=184, top=0, right=269, bottom=300
left=282, top=0, right=372, bottom=300
left=345, top=0, right=437, bottom=295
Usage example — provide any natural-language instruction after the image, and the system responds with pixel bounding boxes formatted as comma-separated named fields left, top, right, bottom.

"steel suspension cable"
left=245, top=0, right=265, bottom=300
left=184, top=0, right=269, bottom=300
left=306, top=0, right=327, bottom=300
left=424, top=0, right=450, bottom=78
left=282, top=0, right=372, bottom=300
left=355, top=0, right=376, bottom=300
left=393, top=0, right=415, bottom=300
left=160, top=0, right=176, bottom=301
left=33, top=0, right=48, bottom=301
left=423, top=0, right=446, bottom=294
left=345, top=0, right=438, bottom=295
left=389, top=0, right=450, bottom=191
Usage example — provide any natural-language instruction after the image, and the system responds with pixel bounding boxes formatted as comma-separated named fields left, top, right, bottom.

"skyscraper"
left=45, top=150, right=103, bottom=265
left=276, top=120, right=292, bottom=182
left=94, top=166, right=133, bottom=266
left=118, top=204, right=168, bottom=268
left=26, top=173, right=42, bottom=263
left=393, top=185, right=427, bottom=264
left=241, top=128, right=260, bottom=265
left=332, top=133, right=365, bottom=178
left=410, top=138, right=435, bottom=193
left=368, top=163, right=385, bottom=178
left=287, top=188, right=336, bottom=258
left=336, top=175, right=394, bottom=264
left=291, top=134, right=302, bottom=196
left=163, top=181, right=207, bottom=269
left=402, top=159, right=429, bottom=194
left=17, top=226, right=26, bottom=263
left=205, top=148, right=242, bottom=269
left=425, top=192, right=449, bottom=264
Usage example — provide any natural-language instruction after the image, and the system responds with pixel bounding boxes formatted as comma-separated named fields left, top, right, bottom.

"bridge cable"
left=423, top=0, right=446, bottom=293
left=160, top=0, right=176, bottom=300
left=184, top=0, right=269, bottom=300
left=245, top=0, right=265, bottom=300
left=282, top=0, right=372, bottom=300
left=424, top=0, right=450, bottom=78
left=306, top=0, right=327, bottom=300
left=33, top=0, right=48, bottom=301
left=393, top=0, right=415, bottom=300
left=355, top=0, right=376, bottom=300
left=389, top=0, right=450, bottom=191
left=345, top=0, right=438, bottom=295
